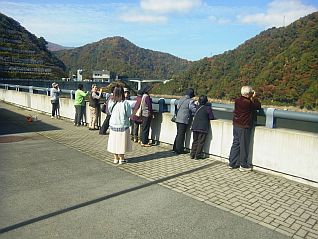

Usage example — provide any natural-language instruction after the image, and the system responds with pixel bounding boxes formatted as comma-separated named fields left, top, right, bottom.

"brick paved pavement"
left=2, top=102, right=318, bottom=239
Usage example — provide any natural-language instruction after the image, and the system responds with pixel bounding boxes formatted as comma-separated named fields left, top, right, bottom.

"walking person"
left=228, top=86, right=261, bottom=171
left=130, top=89, right=143, bottom=142
left=74, top=84, right=89, bottom=126
left=173, top=88, right=197, bottom=154
left=50, top=82, right=60, bottom=119
left=99, top=86, right=115, bottom=135
left=190, top=95, right=214, bottom=159
left=140, top=86, right=153, bottom=147
left=88, top=84, right=102, bottom=130
left=107, top=85, right=132, bottom=164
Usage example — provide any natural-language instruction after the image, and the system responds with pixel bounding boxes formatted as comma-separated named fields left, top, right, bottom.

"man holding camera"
left=50, top=82, right=60, bottom=119
left=228, top=86, right=261, bottom=171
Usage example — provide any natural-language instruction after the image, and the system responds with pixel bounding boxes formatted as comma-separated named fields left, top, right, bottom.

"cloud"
left=120, top=14, right=167, bottom=23
left=140, top=0, right=202, bottom=13
left=238, top=0, right=317, bottom=28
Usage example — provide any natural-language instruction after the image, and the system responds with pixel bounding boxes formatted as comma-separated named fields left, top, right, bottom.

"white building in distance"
left=92, top=70, right=111, bottom=82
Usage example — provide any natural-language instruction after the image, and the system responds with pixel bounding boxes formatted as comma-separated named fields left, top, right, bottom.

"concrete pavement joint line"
left=0, top=161, right=220, bottom=234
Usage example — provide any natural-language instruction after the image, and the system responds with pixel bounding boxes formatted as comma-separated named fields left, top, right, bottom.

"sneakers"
left=113, top=159, right=119, bottom=164
left=141, top=143, right=152, bottom=147
left=239, top=166, right=252, bottom=172
left=51, top=116, right=55, bottom=119
left=118, top=159, right=127, bottom=164
left=228, top=165, right=239, bottom=169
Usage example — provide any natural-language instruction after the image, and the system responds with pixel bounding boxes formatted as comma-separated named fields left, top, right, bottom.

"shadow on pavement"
left=0, top=107, right=61, bottom=135
left=128, top=150, right=178, bottom=163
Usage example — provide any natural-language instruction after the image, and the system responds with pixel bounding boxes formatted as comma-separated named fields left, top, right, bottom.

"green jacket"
left=74, top=89, right=89, bottom=106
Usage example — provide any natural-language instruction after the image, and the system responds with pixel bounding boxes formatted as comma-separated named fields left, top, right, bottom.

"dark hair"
left=137, top=89, right=143, bottom=96
left=198, top=95, right=208, bottom=105
left=185, top=88, right=195, bottom=98
left=142, top=85, right=151, bottom=94
left=78, top=84, right=84, bottom=90
left=113, top=85, right=124, bottom=102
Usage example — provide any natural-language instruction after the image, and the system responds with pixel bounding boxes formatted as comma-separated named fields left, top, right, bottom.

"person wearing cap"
left=50, top=82, right=60, bottom=119
left=173, top=88, right=197, bottom=154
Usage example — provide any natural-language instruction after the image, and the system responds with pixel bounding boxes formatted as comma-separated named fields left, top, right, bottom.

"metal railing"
left=1, top=83, right=318, bottom=129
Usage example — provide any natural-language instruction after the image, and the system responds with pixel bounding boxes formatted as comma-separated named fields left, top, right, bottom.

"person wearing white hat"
left=50, top=82, right=60, bottom=119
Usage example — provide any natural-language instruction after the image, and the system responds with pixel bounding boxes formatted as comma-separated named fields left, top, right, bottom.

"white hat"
left=123, top=87, right=129, bottom=92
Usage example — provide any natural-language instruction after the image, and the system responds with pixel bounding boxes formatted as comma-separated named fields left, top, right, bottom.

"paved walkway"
left=0, top=101, right=318, bottom=239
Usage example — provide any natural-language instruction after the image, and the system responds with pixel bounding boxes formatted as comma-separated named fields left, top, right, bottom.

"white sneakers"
left=239, top=166, right=252, bottom=172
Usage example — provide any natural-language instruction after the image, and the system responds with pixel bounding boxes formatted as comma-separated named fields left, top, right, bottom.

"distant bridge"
left=123, top=78, right=171, bottom=90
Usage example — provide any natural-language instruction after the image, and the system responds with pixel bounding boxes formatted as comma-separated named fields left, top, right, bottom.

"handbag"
left=135, top=105, right=142, bottom=117
left=101, top=103, right=107, bottom=114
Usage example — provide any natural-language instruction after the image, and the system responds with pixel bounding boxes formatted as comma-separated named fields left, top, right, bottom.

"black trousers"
left=190, top=131, right=207, bottom=158
left=51, top=102, right=59, bottom=117
left=229, top=126, right=251, bottom=168
left=173, top=123, right=188, bottom=153
left=141, top=116, right=152, bottom=144
left=133, top=122, right=141, bottom=140
left=99, top=114, right=111, bottom=134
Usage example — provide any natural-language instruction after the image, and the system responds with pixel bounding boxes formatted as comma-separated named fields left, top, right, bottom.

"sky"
left=1, top=0, right=318, bottom=61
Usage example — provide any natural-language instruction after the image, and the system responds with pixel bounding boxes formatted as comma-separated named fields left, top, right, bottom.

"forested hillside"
left=153, top=12, right=318, bottom=110
left=54, top=36, right=191, bottom=80
left=0, top=13, right=66, bottom=80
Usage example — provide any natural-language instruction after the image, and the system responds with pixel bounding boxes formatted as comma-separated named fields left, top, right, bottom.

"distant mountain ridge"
left=46, top=42, right=74, bottom=52
left=0, top=13, right=66, bottom=80
left=153, top=12, right=318, bottom=110
left=53, top=36, right=191, bottom=80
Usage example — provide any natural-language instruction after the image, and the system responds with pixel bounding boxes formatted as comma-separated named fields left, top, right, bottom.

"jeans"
left=74, top=105, right=85, bottom=125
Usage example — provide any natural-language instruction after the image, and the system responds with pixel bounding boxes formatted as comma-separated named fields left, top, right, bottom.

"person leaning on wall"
left=74, top=84, right=89, bottom=126
left=190, top=95, right=215, bottom=160
left=173, top=88, right=197, bottom=154
left=228, top=85, right=261, bottom=171
left=50, top=82, right=60, bottom=119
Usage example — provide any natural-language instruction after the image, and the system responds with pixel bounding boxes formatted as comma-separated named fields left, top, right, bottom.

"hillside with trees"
left=153, top=12, right=318, bottom=110
left=54, top=36, right=191, bottom=80
left=0, top=13, right=66, bottom=80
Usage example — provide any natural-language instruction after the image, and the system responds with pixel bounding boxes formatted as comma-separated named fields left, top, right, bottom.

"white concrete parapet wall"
left=1, top=89, right=317, bottom=184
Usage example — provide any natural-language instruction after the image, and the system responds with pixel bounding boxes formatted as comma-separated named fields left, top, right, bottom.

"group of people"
left=50, top=83, right=261, bottom=171
left=171, top=86, right=261, bottom=171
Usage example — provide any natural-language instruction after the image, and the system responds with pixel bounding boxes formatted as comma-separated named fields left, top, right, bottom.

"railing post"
left=29, top=86, right=33, bottom=93
left=46, top=88, right=50, bottom=96
left=157, top=98, right=165, bottom=113
left=170, top=99, right=177, bottom=115
left=70, top=90, right=74, bottom=100
left=16, top=85, right=19, bottom=92
left=265, top=108, right=276, bottom=128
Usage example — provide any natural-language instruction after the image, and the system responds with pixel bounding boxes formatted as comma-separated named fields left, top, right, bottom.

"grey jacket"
left=175, top=95, right=196, bottom=124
